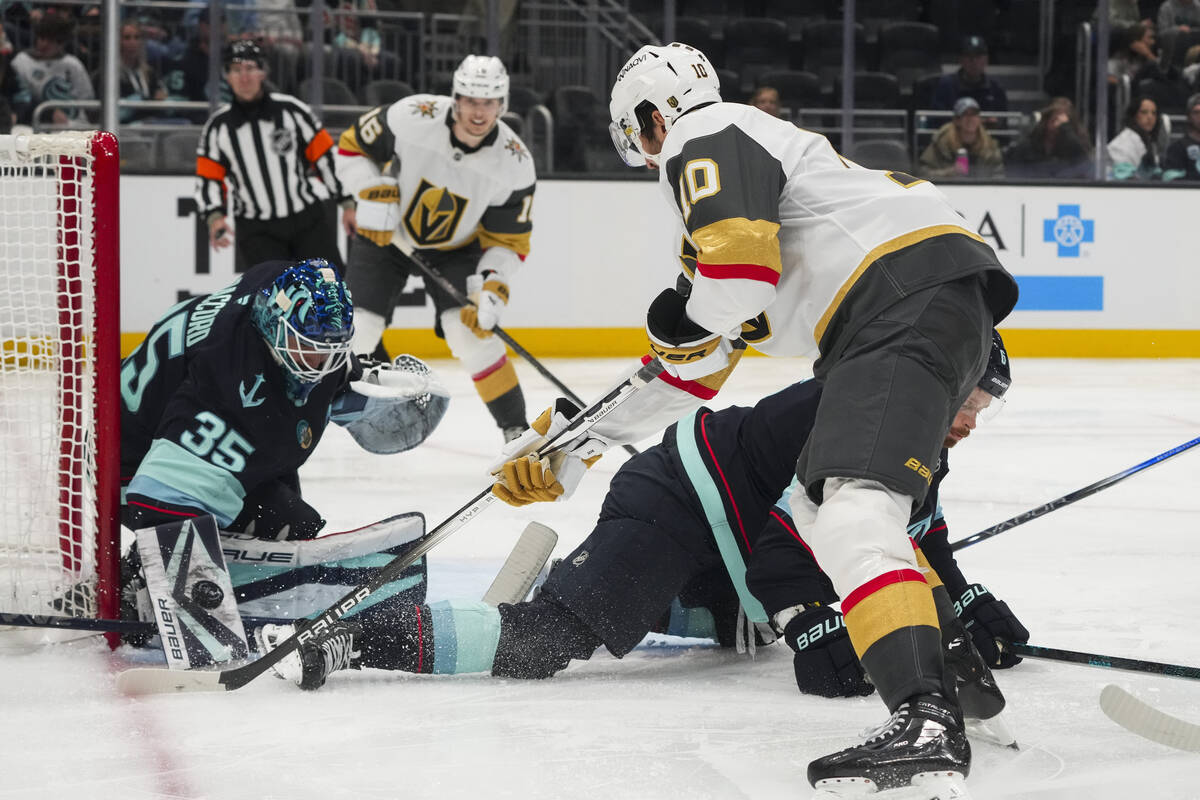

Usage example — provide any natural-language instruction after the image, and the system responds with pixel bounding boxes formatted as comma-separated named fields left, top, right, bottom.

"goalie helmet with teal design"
left=253, top=259, right=354, bottom=384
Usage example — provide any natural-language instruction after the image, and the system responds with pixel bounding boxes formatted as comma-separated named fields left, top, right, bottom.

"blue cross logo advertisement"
left=1014, top=203, right=1103, bottom=311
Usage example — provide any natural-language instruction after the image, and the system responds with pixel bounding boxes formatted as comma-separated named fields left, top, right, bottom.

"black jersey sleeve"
left=663, top=124, right=787, bottom=285
left=336, top=104, right=396, bottom=167
left=478, top=183, right=534, bottom=256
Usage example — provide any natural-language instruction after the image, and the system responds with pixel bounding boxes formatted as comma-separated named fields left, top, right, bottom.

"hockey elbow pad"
left=646, top=287, right=734, bottom=381
left=354, top=178, right=400, bottom=246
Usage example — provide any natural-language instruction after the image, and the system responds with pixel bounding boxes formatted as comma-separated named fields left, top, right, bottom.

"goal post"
left=0, top=131, right=121, bottom=645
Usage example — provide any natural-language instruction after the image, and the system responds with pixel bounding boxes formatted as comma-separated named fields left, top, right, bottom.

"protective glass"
left=609, top=120, right=646, bottom=167
left=269, top=317, right=353, bottom=383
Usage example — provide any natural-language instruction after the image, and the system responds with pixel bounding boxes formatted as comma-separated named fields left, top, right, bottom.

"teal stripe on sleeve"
left=127, top=439, right=245, bottom=527
left=428, top=599, right=502, bottom=675
left=675, top=409, right=769, bottom=623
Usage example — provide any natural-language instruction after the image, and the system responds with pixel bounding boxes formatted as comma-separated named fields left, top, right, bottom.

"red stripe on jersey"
left=639, top=354, right=718, bottom=399
left=471, top=356, right=509, bottom=382
left=926, top=521, right=947, bottom=537
left=696, top=261, right=781, bottom=286
left=126, top=499, right=199, bottom=518
left=337, top=148, right=363, bottom=157
left=769, top=509, right=817, bottom=561
left=842, top=569, right=927, bottom=615
left=698, top=412, right=752, bottom=552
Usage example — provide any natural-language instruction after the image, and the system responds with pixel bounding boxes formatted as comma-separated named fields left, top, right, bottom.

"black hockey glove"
left=955, top=584, right=1030, bottom=669
left=782, top=605, right=875, bottom=698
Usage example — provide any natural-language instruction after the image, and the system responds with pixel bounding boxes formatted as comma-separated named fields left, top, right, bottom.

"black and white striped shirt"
left=195, top=92, right=344, bottom=221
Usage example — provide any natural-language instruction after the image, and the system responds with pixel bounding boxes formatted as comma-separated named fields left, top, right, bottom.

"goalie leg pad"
left=136, top=515, right=249, bottom=669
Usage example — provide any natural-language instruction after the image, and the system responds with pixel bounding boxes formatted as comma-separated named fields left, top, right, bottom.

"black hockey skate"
left=255, top=620, right=363, bottom=690
left=808, top=693, right=970, bottom=793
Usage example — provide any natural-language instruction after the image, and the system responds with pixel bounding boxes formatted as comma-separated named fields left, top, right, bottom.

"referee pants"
left=234, top=201, right=343, bottom=272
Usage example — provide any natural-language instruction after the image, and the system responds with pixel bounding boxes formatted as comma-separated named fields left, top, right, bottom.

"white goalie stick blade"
left=482, top=522, right=558, bottom=606
left=117, top=666, right=226, bottom=696
left=1099, top=684, right=1200, bottom=753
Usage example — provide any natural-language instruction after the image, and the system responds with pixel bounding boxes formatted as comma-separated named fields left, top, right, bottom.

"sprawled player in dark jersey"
left=121, top=258, right=447, bottom=540
left=256, top=334, right=1026, bottom=713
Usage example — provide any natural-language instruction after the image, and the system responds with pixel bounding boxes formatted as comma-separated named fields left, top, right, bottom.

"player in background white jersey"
left=335, top=55, right=536, bottom=442
left=491, top=43, right=1019, bottom=796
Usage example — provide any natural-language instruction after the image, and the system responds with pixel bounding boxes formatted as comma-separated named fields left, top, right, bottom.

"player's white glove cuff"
left=354, top=178, right=400, bottom=247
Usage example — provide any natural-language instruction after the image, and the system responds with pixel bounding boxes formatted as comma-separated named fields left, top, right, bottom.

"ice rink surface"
left=2, top=356, right=1199, bottom=800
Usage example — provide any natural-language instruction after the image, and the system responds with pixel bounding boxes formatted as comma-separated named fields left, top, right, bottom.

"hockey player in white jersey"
left=493, top=43, right=1020, bottom=797
left=335, top=55, right=536, bottom=443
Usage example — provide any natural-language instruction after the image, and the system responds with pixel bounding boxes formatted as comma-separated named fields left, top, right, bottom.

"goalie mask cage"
left=0, top=131, right=120, bottom=642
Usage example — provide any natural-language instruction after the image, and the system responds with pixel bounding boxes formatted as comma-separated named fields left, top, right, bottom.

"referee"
left=195, top=40, right=351, bottom=271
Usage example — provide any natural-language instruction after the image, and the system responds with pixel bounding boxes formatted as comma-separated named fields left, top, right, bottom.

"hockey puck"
left=192, top=580, right=225, bottom=610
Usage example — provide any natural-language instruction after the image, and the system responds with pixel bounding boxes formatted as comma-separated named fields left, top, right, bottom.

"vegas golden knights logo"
left=404, top=179, right=469, bottom=246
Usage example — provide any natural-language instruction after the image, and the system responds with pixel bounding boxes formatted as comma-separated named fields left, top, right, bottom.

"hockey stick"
left=950, top=435, right=1200, bottom=552
left=4, top=524, right=556, bottom=637
left=392, top=238, right=640, bottom=457
left=482, top=521, right=557, bottom=606
left=116, top=358, right=664, bottom=695
left=1004, top=642, right=1200, bottom=681
left=1099, top=684, right=1200, bottom=752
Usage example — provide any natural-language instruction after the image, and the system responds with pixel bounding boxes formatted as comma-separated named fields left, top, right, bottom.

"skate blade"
left=966, top=712, right=1019, bottom=750
left=812, top=772, right=972, bottom=799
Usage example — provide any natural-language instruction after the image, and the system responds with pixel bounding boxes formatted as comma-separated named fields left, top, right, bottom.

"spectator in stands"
left=1108, top=21, right=1161, bottom=85
left=1107, top=95, right=1168, bottom=179
left=162, top=9, right=230, bottom=121
left=329, top=0, right=399, bottom=88
left=109, top=21, right=167, bottom=124
left=1102, top=0, right=1153, bottom=41
left=748, top=85, right=781, bottom=117
left=917, top=96, right=1005, bottom=179
left=932, top=36, right=1008, bottom=114
left=8, top=13, right=94, bottom=126
left=1157, top=0, right=1200, bottom=35
left=1163, top=92, right=1200, bottom=180
left=1004, top=97, right=1093, bottom=179
left=255, top=0, right=305, bottom=56
left=1184, top=44, right=1200, bottom=86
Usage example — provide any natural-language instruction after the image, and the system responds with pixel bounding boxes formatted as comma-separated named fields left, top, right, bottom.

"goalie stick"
left=1099, top=684, right=1200, bottom=753
left=0, top=523, right=558, bottom=638
left=115, top=359, right=664, bottom=696
left=950, top=435, right=1200, bottom=551
left=482, top=522, right=557, bottom=606
left=392, top=238, right=640, bottom=458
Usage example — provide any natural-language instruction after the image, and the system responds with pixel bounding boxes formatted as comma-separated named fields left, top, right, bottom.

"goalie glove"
left=490, top=398, right=610, bottom=507
left=333, top=355, right=450, bottom=454
left=354, top=178, right=400, bottom=246
left=460, top=271, right=509, bottom=338
left=955, top=584, right=1030, bottom=669
left=779, top=603, right=875, bottom=698
left=646, top=287, right=735, bottom=381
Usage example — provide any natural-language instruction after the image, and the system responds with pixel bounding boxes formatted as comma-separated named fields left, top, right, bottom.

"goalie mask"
left=609, top=42, right=721, bottom=168
left=253, top=259, right=354, bottom=385
left=452, top=54, right=509, bottom=116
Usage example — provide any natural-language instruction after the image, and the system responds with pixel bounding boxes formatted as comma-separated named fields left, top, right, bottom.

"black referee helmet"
left=223, top=40, right=265, bottom=70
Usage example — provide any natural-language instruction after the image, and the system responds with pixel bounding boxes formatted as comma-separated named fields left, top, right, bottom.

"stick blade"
left=482, top=522, right=558, bottom=606
left=116, top=667, right=228, bottom=696
left=1099, top=684, right=1200, bottom=752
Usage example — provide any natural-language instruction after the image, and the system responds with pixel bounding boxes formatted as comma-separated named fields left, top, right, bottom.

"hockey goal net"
left=0, top=131, right=120, bottom=637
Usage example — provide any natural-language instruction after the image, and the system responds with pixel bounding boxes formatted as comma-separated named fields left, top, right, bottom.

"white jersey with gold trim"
left=658, top=102, right=977, bottom=359
left=336, top=94, right=536, bottom=257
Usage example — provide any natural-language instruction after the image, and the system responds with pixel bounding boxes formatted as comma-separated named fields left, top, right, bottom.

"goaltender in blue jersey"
left=120, top=258, right=448, bottom=540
